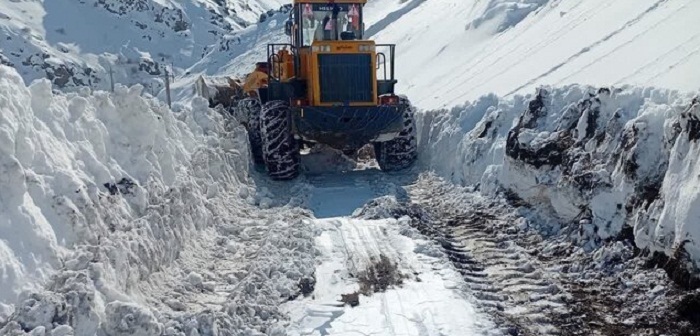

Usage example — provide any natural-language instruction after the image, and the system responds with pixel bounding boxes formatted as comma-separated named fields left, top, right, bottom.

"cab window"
left=299, top=3, right=363, bottom=46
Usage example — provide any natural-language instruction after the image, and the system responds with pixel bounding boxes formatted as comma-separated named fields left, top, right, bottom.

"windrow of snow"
left=0, top=65, right=315, bottom=335
left=416, top=85, right=700, bottom=278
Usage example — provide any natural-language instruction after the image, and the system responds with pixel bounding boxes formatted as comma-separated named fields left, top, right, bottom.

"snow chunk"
left=50, top=325, right=74, bottom=336
left=186, top=272, right=203, bottom=288
left=13, top=293, right=62, bottom=331
left=104, top=302, right=163, bottom=336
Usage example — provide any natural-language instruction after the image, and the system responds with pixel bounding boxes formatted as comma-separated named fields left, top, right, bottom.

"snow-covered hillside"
left=370, top=0, right=700, bottom=109
left=0, top=0, right=287, bottom=92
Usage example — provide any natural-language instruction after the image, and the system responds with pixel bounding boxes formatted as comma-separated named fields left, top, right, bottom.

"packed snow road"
left=280, top=170, right=496, bottom=335
left=284, top=217, right=493, bottom=335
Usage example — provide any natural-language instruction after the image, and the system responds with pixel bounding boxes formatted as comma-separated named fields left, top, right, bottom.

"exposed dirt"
left=646, top=245, right=700, bottom=290
left=357, top=255, right=405, bottom=295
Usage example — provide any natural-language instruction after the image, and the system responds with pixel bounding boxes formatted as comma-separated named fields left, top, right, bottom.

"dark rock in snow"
left=103, top=177, right=137, bottom=196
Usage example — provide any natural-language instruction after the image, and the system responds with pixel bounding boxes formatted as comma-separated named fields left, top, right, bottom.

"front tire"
left=374, top=97, right=418, bottom=171
left=236, top=98, right=264, bottom=165
left=261, top=101, right=300, bottom=180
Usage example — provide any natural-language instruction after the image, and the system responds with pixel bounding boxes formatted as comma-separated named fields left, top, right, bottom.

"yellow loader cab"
left=239, top=0, right=417, bottom=180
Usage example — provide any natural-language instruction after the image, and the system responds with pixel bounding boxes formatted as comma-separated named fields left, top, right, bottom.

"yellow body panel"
left=273, top=41, right=378, bottom=107
left=308, top=41, right=377, bottom=107
left=273, top=0, right=382, bottom=107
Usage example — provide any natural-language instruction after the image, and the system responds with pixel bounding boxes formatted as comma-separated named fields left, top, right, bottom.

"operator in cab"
left=243, top=62, right=269, bottom=98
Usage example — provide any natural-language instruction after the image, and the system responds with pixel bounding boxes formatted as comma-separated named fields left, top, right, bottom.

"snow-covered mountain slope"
left=0, top=64, right=316, bottom=335
left=416, top=84, right=700, bottom=281
left=0, top=0, right=287, bottom=92
left=370, top=0, right=700, bottom=109
left=169, top=14, right=290, bottom=103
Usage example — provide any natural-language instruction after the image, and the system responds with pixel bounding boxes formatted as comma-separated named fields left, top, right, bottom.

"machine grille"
left=318, top=54, right=373, bottom=103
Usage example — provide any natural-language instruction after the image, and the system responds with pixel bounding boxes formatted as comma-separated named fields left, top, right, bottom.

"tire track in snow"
left=408, top=177, right=576, bottom=336
left=285, top=216, right=497, bottom=335
left=405, top=172, right=699, bottom=335
left=445, top=221, right=567, bottom=336
left=283, top=169, right=497, bottom=335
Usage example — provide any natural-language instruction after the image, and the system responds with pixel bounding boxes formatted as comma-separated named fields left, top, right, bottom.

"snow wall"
left=417, top=84, right=700, bottom=276
left=0, top=65, right=314, bottom=335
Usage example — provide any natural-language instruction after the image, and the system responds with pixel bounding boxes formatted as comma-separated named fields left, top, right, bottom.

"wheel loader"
left=235, top=0, right=417, bottom=180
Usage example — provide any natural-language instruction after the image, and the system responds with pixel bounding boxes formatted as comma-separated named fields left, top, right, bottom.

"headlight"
left=312, top=45, right=331, bottom=52
left=359, top=44, right=375, bottom=52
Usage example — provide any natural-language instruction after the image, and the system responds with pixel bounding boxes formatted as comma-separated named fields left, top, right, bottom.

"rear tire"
left=261, top=101, right=300, bottom=180
left=236, top=98, right=264, bottom=165
left=374, top=97, right=417, bottom=171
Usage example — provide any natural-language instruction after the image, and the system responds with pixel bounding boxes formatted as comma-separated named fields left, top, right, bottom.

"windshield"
left=299, top=3, right=363, bottom=46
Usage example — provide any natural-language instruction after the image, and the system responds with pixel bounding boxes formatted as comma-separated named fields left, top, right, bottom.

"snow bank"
left=417, top=84, right=700, bottom=270
left=639, top=100, right=700, bottom=263
left=415, top=93, right=525, bottom=188
left=0, top=63, right=216, bottom=303
left=0, top=65, right=315, bottom=335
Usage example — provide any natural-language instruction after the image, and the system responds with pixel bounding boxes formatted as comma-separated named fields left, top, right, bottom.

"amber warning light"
left=380, top=95, right=399, bottom=105
left=291, top=98, right=309, bottom=107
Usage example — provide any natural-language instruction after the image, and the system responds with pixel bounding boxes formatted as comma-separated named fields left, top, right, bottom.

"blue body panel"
left=292, top=105, right=403, bottom=150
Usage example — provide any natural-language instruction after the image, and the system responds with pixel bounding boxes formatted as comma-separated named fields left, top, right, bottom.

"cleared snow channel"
left=282, top=176, right=496, bottom=335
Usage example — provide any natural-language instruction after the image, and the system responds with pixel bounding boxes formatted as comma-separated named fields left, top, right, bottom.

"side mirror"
left=285, top=20, right=293, bottom=36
